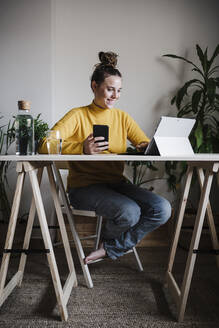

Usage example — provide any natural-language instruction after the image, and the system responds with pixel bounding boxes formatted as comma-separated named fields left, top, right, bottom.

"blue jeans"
left=68, top=181, right=171, bottom=260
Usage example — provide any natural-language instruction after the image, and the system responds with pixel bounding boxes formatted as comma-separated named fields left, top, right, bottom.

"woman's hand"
left=83, top=133, right=109, bottom=154
left=136, top=141, right=149, bottom=152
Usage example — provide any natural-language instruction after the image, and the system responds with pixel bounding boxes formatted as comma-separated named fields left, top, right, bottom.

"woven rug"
left=0, top=247, right=219, bottom=328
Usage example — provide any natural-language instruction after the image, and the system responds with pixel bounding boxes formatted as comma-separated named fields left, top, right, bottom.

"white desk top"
left=0, top=154, right=219, bottom=162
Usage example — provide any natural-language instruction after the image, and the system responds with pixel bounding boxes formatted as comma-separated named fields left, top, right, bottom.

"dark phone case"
left=93, top=125, right=109, bottom=142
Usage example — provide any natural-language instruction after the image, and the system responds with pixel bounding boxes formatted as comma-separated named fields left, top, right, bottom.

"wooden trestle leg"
left=0, top=161, right=77, bottom=321
left=165, top=162, right=219, bottom=322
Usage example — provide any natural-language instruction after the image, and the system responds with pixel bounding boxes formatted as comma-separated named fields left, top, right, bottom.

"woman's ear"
left=91, top=81, right=97, bottom=93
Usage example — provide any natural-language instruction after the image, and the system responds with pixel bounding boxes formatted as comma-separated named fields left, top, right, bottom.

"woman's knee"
left=116, top=201, right=141, bottom=228
left=155, top=198, right=172, bottom=225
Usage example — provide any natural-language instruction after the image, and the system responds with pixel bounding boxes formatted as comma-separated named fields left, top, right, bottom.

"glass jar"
left=15, top=100, right=34, bottom=155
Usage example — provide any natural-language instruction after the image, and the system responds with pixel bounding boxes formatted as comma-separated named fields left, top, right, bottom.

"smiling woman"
left=92, top=75, right=122, bottom=109
left=38, top=50, right=171, bottom=264
left=91, top=52, right=122, bottom=109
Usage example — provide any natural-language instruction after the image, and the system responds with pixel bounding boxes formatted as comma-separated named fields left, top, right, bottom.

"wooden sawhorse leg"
left=197, top=167, right=219, bottom=268
left=165, top=162, right=219, bottom=322
left=0, top=161, right=77, bottom=321
left=17, top=165, right=44, bottom=286
left=0, top=163, right=25, bottom=306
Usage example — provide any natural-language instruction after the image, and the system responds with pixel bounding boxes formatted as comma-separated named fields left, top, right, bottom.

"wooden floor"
left=56, top=214, right=174, bottom=248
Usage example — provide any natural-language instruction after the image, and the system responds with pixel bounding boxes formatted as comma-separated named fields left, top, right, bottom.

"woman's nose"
left=112, top=91, right=119, bottom=99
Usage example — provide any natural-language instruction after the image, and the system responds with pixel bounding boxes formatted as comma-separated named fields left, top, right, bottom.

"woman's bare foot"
left=84, top=242, right=106, bottom=264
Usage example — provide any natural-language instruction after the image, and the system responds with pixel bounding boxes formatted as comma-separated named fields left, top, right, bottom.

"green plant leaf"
left=205, top=114, right=218, bottom=127
left=209, top=44, right=219, bottom=68
left=0, top=116, right=15, bottom=221
left=215, top=77, right=219, bottom=87
left=175, top=79, right=200, bottom=109
left=206, top=78, right=216, bottom=105
left=199, top=138, right=213, bottom=153
left=171, top=95, right=176, bottom=105
left=208, top=65, right=219, bottom=77
left=163, top=53, right=204, bottom=77
left=164, top=160, right=178, bottom=192
left=178, top=103, right=193, bottom=117
left=34, top=113, right=49, bottom=140
left=194, top=121, right=203, bottom=150
left=178, top=161, right=188, bottom=182
left=191, top=68, right=205, bottom=78
left=163, top=54, right=196, bottom=67
left=0, top=130, right=4, bottom=153
left=191, top=90, right=202, bottom=113
left=146, top=161, right=158, bottom=171
left=196, top=44, right=208, bottom=74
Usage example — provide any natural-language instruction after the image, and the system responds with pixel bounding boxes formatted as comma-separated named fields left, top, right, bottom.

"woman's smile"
left=92, top=75, right=122, bottom=109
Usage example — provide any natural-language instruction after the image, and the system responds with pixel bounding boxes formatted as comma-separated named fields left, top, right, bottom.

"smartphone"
left=93, top=125, right=109, bottom=142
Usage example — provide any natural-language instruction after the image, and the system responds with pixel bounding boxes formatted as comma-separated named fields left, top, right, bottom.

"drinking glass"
left=46, top=130, right=62, bottom=154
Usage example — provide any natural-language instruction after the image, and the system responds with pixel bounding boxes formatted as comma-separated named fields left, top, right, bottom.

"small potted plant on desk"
left=34, top=114, right=49, bottom=153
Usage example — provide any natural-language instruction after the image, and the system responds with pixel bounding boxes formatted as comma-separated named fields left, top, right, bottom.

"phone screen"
left=93, top=125, right=109, bottom=142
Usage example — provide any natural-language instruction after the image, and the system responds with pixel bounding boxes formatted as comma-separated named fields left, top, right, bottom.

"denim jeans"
left=68, top=181, right=172, bottom=260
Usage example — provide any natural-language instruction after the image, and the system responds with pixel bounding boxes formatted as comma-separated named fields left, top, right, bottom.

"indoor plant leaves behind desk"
left=0, top=117, right=15, bottom=222
left=163, top=43, right=219, bottom=191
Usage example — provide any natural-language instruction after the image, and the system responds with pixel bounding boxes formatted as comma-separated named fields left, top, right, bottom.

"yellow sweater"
left=39, top=102, right=149, bottom=188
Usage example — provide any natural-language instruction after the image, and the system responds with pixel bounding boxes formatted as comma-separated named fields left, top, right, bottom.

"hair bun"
left=98, top=51, right=118, bottom=68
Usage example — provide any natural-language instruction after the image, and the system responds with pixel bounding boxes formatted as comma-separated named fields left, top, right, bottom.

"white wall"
left=52, top=0, right=219, bottom=203
left=0, top=0, right=52, bottom=124
left=0, top=0, right=219, bottom=219
left=0, top=0, right=53, bottom=220
left=52, top=0, right=219, bottom=137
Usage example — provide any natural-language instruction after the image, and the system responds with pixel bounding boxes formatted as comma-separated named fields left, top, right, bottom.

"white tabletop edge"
left=1, top=154, right=219, bottom=162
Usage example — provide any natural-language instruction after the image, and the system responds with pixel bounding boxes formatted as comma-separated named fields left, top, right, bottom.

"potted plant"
left=163, top=44, right=219, bottom=190
left=0, top=114, right=49, bottom=251
left=125, top=145, right=160, bottom=189
left=162, top=44, right=219, bottom=240
left=0, top=113, right=49, bottom=219
left=0, top=116, right=15, bottom=222
left=33, top=113, right=49, bottom=153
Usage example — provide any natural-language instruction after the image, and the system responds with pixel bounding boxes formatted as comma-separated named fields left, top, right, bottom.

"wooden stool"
left=52, top=163, right=143, bottom=290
